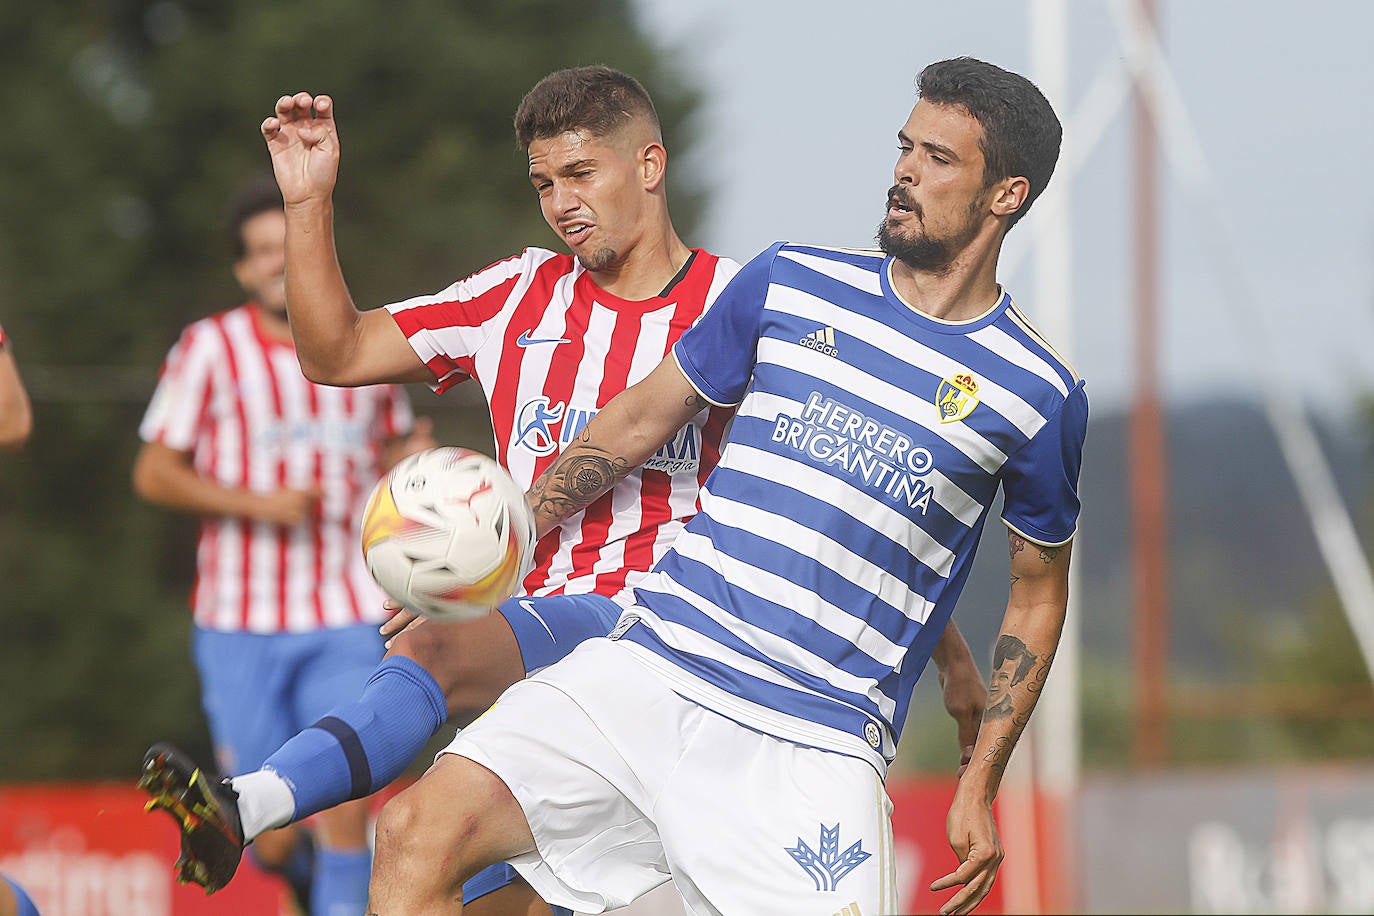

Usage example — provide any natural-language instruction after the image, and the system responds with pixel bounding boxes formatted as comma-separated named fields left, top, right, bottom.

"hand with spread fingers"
left=261, top=92, right=342, bottom=206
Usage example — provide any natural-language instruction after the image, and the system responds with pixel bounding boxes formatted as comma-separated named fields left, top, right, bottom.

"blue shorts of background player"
left=156, top=592, right=620, bottom=911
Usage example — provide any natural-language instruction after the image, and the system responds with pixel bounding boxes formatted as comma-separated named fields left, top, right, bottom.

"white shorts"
left=443, top=638, right=899, bottom=916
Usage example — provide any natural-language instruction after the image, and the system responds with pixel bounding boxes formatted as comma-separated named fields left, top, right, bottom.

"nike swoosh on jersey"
left=517, top=331, right=572, bottom=347
left=519, top=599, right=557, bottom=640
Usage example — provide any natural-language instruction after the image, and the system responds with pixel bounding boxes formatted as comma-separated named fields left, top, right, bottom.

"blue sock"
left=263, top=656, right=449, bottom=820
left=312, top=847, right=370, bottom=916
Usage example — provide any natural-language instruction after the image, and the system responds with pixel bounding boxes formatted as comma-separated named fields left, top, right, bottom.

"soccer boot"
left=138, top=742, right=245, bottom=894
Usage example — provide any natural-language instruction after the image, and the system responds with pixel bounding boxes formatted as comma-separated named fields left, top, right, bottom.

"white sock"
left=229, top=768, right=296, bottom=842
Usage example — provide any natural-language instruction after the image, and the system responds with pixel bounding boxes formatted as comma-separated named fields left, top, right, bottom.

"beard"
left=877, top=217, right=956, bottom=272
left=575, top=245, right=619, bottom=273
left=876, top=185, right=983, bottom=273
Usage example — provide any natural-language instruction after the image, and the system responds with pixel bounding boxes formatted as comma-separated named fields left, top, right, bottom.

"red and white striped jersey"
left=387, top=247, right=741, bottom=603
left=139, top=304, right=415, bottom=633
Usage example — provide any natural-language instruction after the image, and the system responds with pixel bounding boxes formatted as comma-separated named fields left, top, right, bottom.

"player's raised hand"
left=261, top=92, right=341, bottom=205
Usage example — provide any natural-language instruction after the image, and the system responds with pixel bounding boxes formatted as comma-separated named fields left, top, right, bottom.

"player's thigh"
left=660, top=716, right=898, bottom=916
left=192, top=628, right=297, bottom=773
left=291, top=623, right=385, bottom=727
left=464, top=866, right=570, bottom=916
left=497, top=593, right=623, bottom=674
left=387, top=610, right=525, bottom=717
left=375, top=751, right=536, bottom=873
left=447, top=642, right=682, bottom=912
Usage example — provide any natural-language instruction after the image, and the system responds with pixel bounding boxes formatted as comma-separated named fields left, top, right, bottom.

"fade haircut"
left=226, top=174, right=283, bottom=260
left=514, top=65, right=661, bottom=151
left=917, top=57, right=1062, bottom=230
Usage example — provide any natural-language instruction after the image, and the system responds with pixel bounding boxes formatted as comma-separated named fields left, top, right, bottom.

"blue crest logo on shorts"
left=786, top=823, right=870, bottom=892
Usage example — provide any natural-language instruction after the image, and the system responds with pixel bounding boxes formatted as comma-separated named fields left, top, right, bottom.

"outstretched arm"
left=132, top=441, right=319, bottom=527
left=261, top=92, right=429, bottom=387
left=0, top=337, right=33, bottom=451
left=930, top=530, right=1071, bottom=915
left=527, top=355, right=708, bottom=536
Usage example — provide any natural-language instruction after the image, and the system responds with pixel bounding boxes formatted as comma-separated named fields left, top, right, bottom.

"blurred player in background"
left=138, top=65, right=990, bottom=914
left=367, top=56, right=1082, bottom=916
left=133, top=176, right=434, bottom=915
left=1, top=321, right=38, bottom=915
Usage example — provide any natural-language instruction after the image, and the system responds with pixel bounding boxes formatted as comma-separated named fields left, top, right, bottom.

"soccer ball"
left=360, top=447, right=536, bottom=621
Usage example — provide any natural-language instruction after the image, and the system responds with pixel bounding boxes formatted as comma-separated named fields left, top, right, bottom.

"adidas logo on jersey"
left=800, top=326, right=838, bottom=357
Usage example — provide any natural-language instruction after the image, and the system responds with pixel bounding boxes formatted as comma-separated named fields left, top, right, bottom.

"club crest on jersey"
left=516, top=397, right=703, bottom=471
left=786, top=824, right=871, bottom=892
left=515, top=397, right=564, bottom=456
left=936, top=372, right=981, bottom=424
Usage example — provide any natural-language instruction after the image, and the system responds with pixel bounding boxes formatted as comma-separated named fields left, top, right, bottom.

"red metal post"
left=1130, top=0, right=1170, bottom=769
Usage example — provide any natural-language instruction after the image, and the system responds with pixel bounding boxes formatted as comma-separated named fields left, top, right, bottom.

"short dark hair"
left=514, top=65, right=660, bottom=151
left=226, top=174, right=283, bottom=259
left=917, top=57, right=1062, bottom=230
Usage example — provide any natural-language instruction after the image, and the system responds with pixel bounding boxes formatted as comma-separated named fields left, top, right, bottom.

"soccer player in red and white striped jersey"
left=134, top=176, right=434, bottom=913
left=138, top=298, right=417, bottom=634
left=140, top=68, right=985, bottom=914
left=385, top=242, right=737, bottom=606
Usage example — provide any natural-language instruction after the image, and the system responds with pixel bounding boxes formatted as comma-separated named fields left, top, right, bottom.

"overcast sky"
left=630, top=0, right=1374, bottom=421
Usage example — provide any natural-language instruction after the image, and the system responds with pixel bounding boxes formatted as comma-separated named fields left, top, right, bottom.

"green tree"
left=0, top=0, right=704, bottom=779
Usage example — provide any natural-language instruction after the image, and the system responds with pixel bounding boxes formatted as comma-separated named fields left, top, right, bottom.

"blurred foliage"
left=1, top=0, right=1368, bottom=788
left=1077, top=396, right=1374, bottom=772
left=0, top=0, right=704, bottom=779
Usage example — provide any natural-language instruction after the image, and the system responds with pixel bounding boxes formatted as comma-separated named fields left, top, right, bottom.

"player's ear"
left=641, top=142, right=667, bottom=191
left=990, top=175, right=1030, bottom=220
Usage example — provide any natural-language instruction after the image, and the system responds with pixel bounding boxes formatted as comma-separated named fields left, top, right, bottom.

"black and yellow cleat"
left=138, top=742, right=245, bottom=894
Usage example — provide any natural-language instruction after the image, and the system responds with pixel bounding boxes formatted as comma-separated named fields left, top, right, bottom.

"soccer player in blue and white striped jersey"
left=370, top=57, right=1082, bottom=916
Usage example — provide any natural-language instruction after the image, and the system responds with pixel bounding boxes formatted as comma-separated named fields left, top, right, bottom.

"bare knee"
left=372, top=783, right=475, bottom=894
left=372, top=756, right=534, bottom=891
left=375, top=781, right=477, bottom=859
left=387, top=615, right=523, bottom=722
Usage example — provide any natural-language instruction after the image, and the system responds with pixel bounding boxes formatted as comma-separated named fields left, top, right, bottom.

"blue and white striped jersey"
left=613, top=242, right=1088, bottom=775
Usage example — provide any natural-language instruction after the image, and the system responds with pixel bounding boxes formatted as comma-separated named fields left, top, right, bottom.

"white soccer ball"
left=360, top=447, right=536, bottom=621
